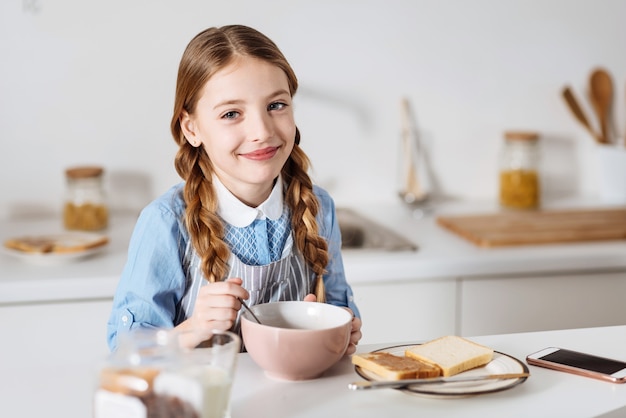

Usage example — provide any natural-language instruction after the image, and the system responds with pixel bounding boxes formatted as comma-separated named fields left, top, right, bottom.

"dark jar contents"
left=64, top=166, right=108, bottom=230
left=499, top=131, right=541, bottom=209
left=96, top=368, right=200, bottom=418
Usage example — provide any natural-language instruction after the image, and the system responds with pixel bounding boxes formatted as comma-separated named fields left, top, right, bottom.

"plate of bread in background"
left=2, top=233, right=109, bottom=265
left=351, top=335, right=529, bottom=398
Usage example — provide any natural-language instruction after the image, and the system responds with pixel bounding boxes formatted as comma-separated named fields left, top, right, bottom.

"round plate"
left=354, top=344, right=529, bottom=398
left=1, top=233, right=109, bottom=265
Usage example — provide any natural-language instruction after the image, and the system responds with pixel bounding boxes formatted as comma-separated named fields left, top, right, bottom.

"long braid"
left=174, top=142, right=230, bottom=283
left=283, top=134, right=329, bottom=302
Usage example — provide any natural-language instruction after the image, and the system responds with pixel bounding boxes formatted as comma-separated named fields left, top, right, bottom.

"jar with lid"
left=94, top=329, right=240, bottom=418
left=499, top=131, right=541, bottom=209
left=63, top=166, right=108, bottom=230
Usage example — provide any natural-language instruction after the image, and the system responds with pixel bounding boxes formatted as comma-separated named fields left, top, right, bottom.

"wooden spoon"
left=561, top=86, right=603, bottom=144
left=589, top=68, right=614, bottom=144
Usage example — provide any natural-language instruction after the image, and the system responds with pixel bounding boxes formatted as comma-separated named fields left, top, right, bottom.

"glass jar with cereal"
left=63, top=166, right=108, bottom=230
left=499, top=131, right=541, bottom=209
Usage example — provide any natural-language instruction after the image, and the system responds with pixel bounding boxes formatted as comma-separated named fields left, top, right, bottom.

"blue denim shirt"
left=107, top=182, right=359, bottom=351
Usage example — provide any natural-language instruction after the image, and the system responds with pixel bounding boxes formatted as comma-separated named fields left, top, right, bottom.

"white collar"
left=214, top=175, right=284, bottom=227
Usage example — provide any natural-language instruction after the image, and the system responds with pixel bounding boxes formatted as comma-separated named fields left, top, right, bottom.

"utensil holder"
left=596, top=145, right=626, bottom=203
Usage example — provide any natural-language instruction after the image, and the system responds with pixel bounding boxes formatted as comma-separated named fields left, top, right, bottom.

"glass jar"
left=63, top=166, right=108, bottom=230
left=94, top=329, right=240, bottom=418
left=499, top=131, right=541, bottom=209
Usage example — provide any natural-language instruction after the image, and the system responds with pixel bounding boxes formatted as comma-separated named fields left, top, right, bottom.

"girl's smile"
left=240, top=146, right=281, bottom=161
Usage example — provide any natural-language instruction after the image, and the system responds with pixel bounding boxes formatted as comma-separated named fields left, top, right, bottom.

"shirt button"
left=122, top=315, right=129, bottom=323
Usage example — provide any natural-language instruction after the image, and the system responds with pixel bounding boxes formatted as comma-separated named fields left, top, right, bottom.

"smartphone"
left=526, top=347, right=626, bottom=383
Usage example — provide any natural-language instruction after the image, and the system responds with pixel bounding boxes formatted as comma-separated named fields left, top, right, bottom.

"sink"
left=336, top=208, right=417, bottom=252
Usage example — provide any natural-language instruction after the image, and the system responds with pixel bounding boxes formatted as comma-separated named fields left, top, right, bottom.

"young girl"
left=107, top=25, right=362, bottom=353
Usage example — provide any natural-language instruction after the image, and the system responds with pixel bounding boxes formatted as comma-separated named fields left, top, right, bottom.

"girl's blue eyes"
left=223, top=111, right=239, bottom=119
left=268, top=102, right=287, bottom=111
left=220, top=102, right=288, bottom=119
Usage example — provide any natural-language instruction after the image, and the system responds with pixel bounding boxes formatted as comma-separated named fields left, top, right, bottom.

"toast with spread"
left=4, top=234, right=109, bottom=254
left=353, top=335, right=494, bottom=380
left=351, top=352, right=440, bottom=380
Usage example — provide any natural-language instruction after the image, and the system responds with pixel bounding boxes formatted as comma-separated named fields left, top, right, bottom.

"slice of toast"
left=4, top=234, right=109, bottom=254
left=4, top=236, right=56, bottom=253
left=50, top=234, right=109, bottom=254
left=352, top=352, right=441, bottom=380
left=404, top=335, right=493, bottom=377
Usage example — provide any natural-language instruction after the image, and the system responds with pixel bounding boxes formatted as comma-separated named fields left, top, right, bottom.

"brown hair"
left=170, top=25, right=327, bottom=302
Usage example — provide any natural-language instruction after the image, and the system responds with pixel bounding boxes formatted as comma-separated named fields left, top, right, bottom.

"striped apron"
left=176, top=233, right=315, bottom=337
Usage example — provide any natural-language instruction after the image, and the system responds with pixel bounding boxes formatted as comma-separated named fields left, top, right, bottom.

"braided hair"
left=170, top=25, right=328, bottom=301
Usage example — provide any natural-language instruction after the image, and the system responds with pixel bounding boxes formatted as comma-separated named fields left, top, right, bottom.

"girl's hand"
left=303, top=293, right=362, bottom=355
left=177, top=277, right=249, bottom=348
left=344, top=309, right=362, bottom=355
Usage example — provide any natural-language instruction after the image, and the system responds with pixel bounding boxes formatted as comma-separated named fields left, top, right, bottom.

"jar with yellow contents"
left=499, top=131, right=541, bottom=209
left=63, top=166, right=109, bottom=230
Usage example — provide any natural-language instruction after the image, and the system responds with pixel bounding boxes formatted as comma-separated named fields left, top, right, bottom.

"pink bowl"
left=240, top=301, right=352, bottom=381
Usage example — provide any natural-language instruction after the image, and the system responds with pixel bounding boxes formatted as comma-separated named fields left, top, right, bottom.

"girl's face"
left=180, top=57, right=296, bottom=207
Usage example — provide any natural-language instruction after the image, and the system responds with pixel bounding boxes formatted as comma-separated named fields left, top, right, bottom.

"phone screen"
left=539, top=349, right=626, bottom=374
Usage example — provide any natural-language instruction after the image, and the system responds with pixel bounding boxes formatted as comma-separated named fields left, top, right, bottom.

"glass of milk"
left=155, top=330, right=241, bottom=418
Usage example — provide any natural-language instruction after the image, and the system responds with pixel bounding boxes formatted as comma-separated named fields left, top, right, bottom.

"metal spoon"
left=348, top=372, right=530, bottom=390
left=239, top=298, right=262, bottom=324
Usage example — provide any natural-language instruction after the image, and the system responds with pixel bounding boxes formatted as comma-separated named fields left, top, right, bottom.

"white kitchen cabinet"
left=0, top=299, right=114, bottom=417
left=0, top=299, right=112, bottom=367
left=351, top=278, right=457, bottom=345
left=459, top=271, right=626, bottom=336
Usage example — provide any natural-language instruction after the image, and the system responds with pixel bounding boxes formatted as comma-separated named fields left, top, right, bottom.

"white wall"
left=2, top=0, right=625, bottom=219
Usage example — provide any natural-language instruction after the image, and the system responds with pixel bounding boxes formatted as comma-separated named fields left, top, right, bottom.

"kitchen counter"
left=0, top=214, right=137, bottom=305
left=345, top=199, right=626, bottom=283
left=2, top=202, right=626, bottom=417
left=2, top=325, right=625, bottom=417
left=230, top=325, right=626, bottom=418
left=2, top=200, right=626, bottom=304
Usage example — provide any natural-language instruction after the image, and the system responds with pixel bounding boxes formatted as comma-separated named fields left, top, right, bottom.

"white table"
left=1, top=326, right=626, bottom=417
left=230, top=325, right=626, bottom=418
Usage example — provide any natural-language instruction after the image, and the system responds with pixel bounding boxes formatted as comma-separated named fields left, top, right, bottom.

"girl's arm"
left=106, top=194, right=188, bottom=351
left=313, top=186, right=362, bottom=354
left=314, top=186, right=361, bottom=318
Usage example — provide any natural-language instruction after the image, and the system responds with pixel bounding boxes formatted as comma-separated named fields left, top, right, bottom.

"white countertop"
left=0, top=214, right=137, bottom=305
left=2, top=325, right=625, bottom=417
left=2, top=199, right=626, bottom=305
left=229, top=325, right=626, bottom=418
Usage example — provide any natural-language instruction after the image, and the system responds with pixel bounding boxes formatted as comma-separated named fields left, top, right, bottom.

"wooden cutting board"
left=436, top=208, right=626, bottom=247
